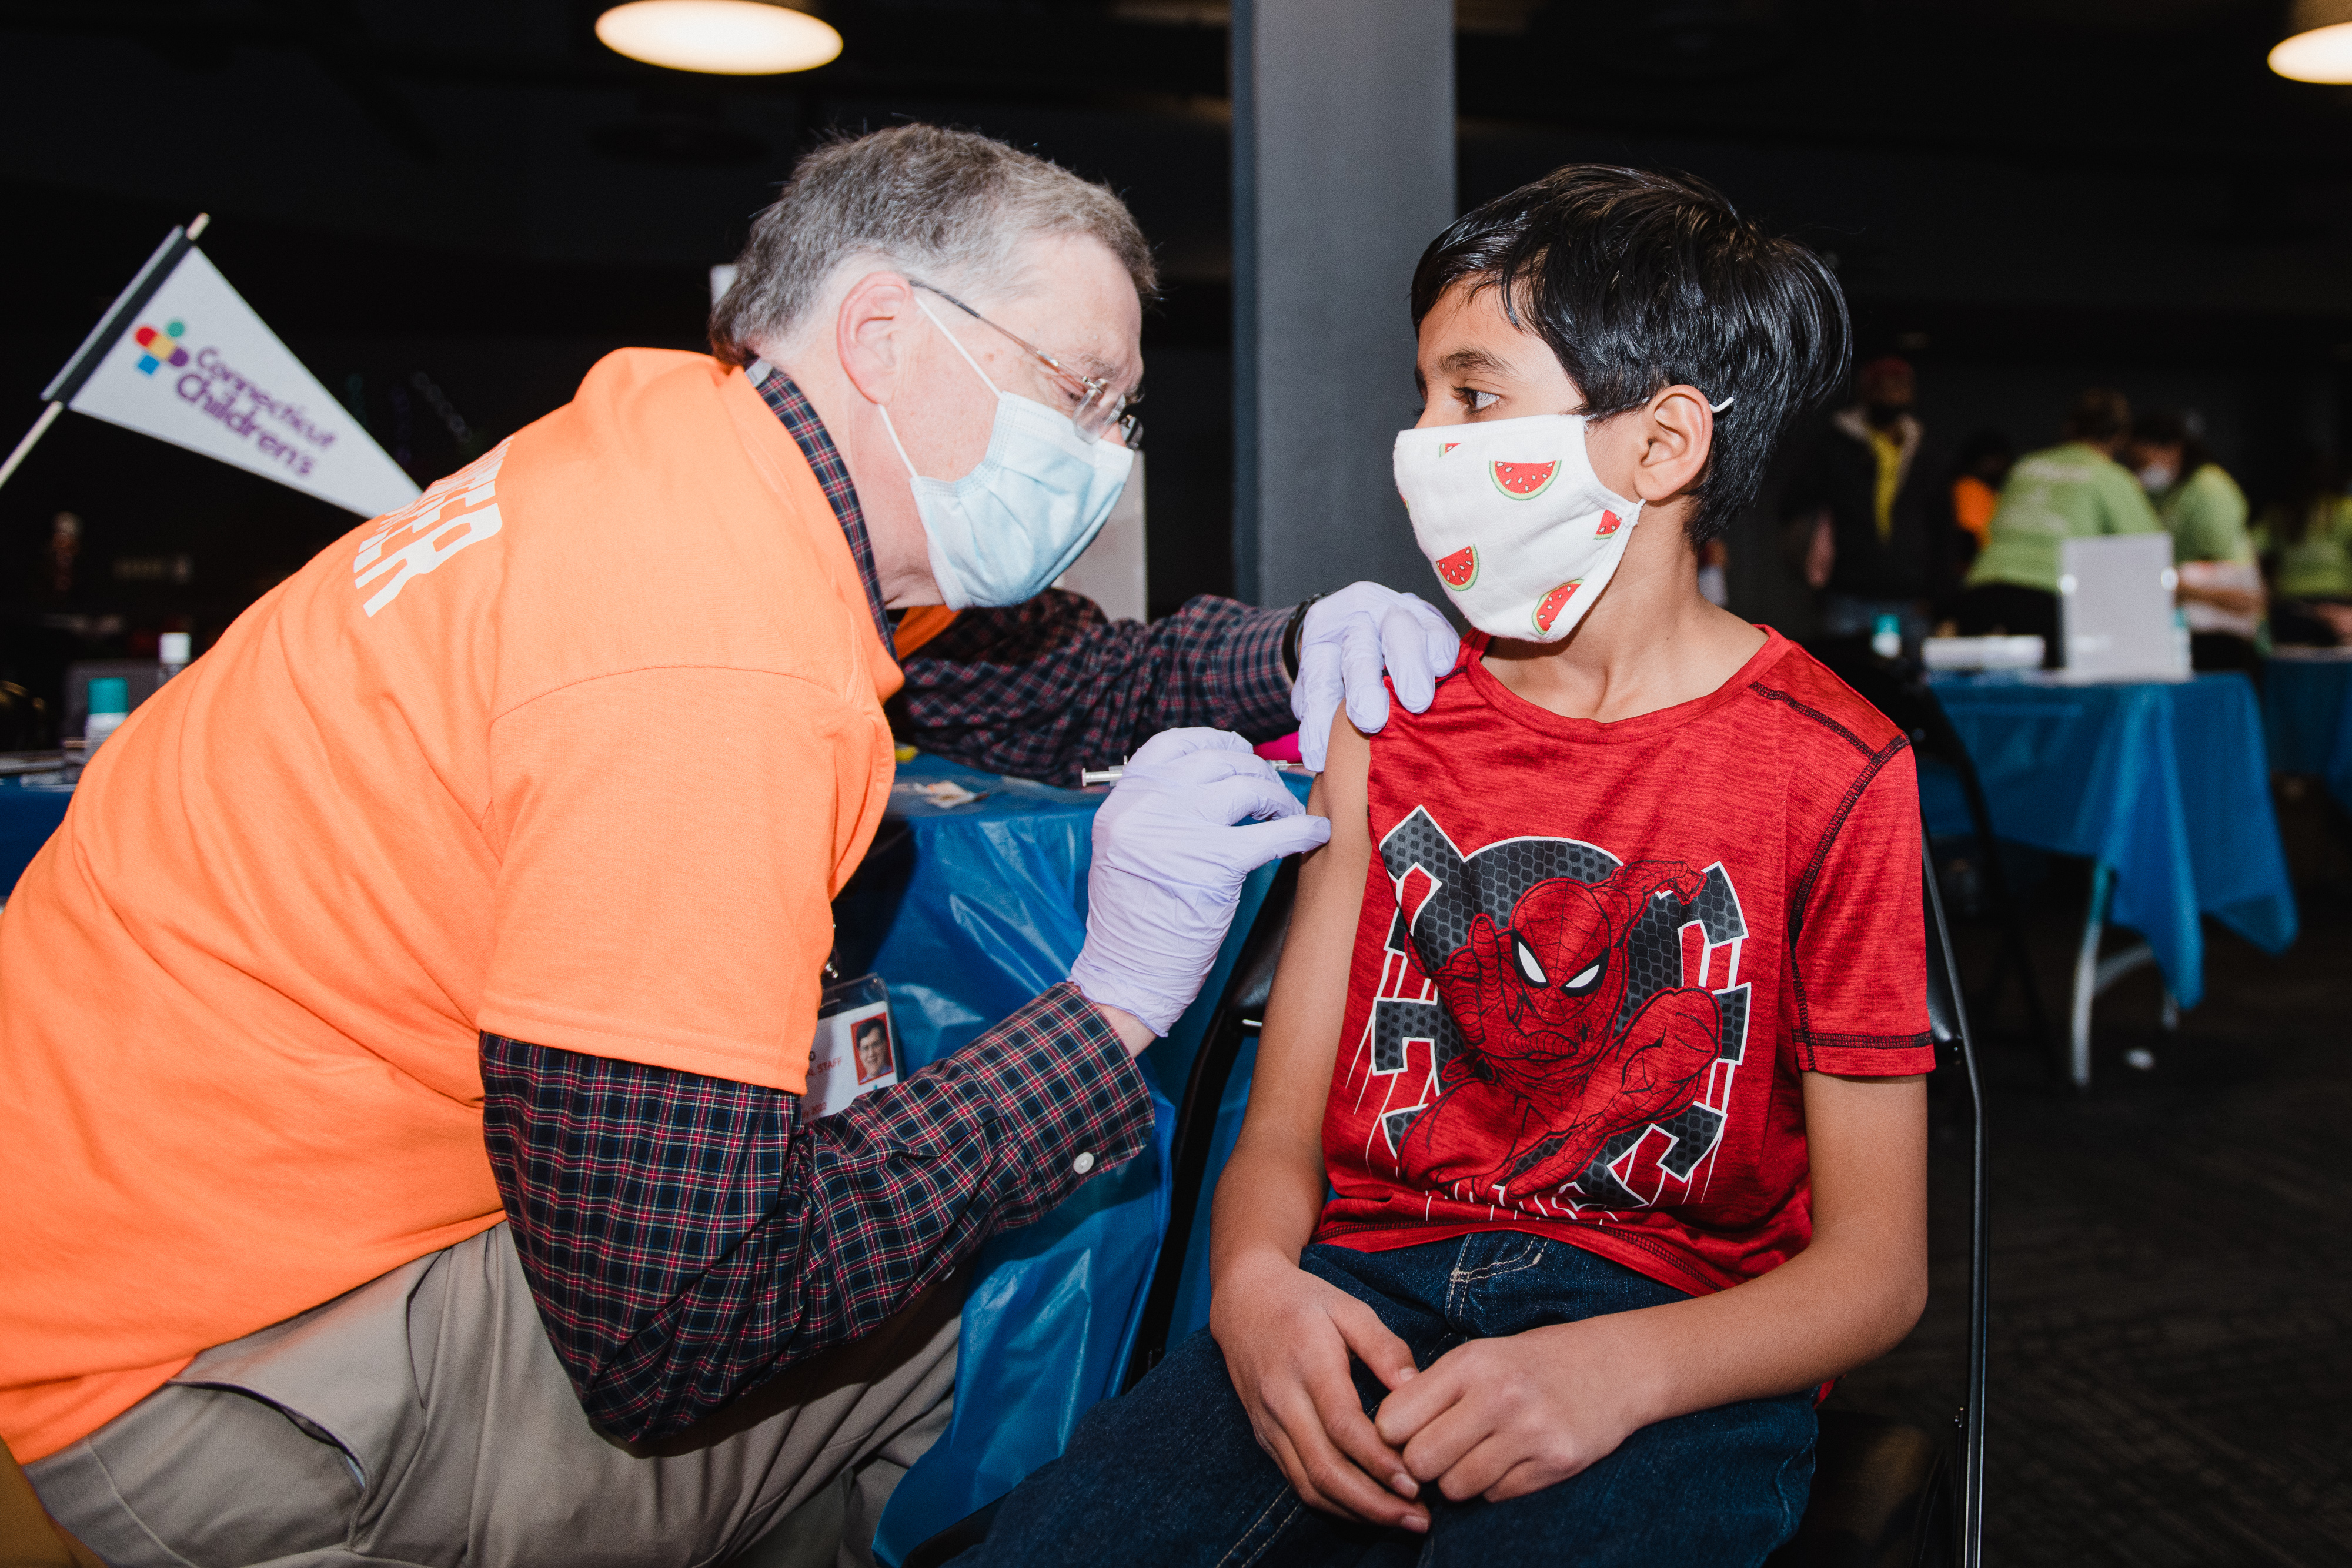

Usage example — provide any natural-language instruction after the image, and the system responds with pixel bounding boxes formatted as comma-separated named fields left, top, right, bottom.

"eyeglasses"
left=910, top=281, right=1143, bottom=450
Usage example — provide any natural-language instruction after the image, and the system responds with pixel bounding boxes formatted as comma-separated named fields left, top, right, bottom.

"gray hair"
left=710, top=124, right=1158, bottom=365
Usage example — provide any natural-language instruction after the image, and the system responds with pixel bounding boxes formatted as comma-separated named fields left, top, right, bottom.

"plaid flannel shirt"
left=483, top=985, right=1146, bottom=1443
left=484, top=367, right=1290, bottom=1443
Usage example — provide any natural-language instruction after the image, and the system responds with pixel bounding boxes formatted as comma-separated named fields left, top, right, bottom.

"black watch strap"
left=1281, top=594, right=1323, bottom=681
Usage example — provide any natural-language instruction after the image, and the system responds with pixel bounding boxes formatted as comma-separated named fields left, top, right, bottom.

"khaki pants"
left=25, top=1225, right=957, bottom=1568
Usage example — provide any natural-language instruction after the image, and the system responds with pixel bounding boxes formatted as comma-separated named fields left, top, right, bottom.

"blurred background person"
left=1946, top=430, right=2012, bottom=554
left=1784, top=355, right=1947, bottom=646
left=1936, top=428, right=2013, bottom=628
left=2256, top=448, right=2352, bottom=647
left=2129, top=409, right=2260, bottom=675
left=1957, top=387, right=2161, bottom=662
left=1696, top=536, right=1730, bottom=607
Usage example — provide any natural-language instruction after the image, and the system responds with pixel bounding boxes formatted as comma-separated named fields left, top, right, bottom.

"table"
left=0, top=768, right=77, bottom=897
left=0, top=749, right=1281, bottom=1563
left=1922, top=672, right=2297, bottom=1086
left=2263, top=650, right=2352, bottom=814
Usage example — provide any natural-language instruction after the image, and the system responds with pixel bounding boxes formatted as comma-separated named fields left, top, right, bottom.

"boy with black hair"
left=956, top=166, right=1932, bottom=1566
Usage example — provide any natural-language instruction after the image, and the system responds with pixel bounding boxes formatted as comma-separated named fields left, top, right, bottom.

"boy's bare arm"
left=1208, top=716, right=1371, bottom=1272
left=1206, top=715, right=1431, bottom=1532
left=1374, top=1069, right=1929, bottom=1504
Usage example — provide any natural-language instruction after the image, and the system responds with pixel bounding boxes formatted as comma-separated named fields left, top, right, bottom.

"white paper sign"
left=805, top=974, right=900, bottom=1119
left=64, top=248, right=419, bottom=519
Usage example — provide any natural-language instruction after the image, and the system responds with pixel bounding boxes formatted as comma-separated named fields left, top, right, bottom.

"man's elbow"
left=574, top=1366, right=739, bottom=1450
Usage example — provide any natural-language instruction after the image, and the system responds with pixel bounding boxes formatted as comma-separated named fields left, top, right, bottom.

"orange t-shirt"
left=1953, top=474, right=1999, bottom=545
left=0, top=351, right=901, bottom=1462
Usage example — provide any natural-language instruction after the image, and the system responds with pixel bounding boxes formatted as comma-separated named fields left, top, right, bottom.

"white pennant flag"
left=27, top=221, right=420, bottom=518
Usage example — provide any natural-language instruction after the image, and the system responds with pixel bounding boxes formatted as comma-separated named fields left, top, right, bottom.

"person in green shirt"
left=2129, top=409, right=2261, bottom=674
left=2254, top=449, right=2352, bottom=646
left=1957, top=387, right=2163, bottom=662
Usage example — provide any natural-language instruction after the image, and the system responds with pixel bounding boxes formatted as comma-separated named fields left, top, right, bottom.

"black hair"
left=1954, top=427, right=2013, bottom=474
left=2061, top=388, right=2132, bottom=447
left=2130, top=409, right=2213, bottom=488
left=1408, top=165, right=1850, bottom=546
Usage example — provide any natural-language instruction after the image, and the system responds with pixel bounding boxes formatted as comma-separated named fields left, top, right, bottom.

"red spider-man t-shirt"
left=1314, top=628, right=1934, bottom=1297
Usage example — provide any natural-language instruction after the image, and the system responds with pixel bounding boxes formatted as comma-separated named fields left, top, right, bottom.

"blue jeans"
left=956, top=1233, right=1815, bottom=1567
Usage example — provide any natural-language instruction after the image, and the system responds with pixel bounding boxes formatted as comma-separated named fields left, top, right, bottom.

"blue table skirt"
left=1923, top=673, right=2297, bottom=1008
left=0, top=772, right=76, bottom=895
left=2264, top=654, right=2352, bottom=814
left=838, top=754, right=1306, bottom=1565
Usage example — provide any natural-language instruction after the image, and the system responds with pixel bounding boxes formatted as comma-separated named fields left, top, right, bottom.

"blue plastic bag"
left=848, top=756, right=1294, bottom=1563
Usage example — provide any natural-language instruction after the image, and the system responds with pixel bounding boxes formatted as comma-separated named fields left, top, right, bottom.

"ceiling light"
left=596, top=1, right=841, bottom=75
left=2271, top=0, right=2352, bottom=82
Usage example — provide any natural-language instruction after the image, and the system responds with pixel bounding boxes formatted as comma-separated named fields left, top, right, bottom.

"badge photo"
left=806, top=971, right=900, bottom=1118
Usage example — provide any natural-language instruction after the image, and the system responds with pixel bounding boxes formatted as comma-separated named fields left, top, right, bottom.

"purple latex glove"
left=1070, top=728, right=1332, bottom=1036
left=1289, top=581, right=1461, bottom=772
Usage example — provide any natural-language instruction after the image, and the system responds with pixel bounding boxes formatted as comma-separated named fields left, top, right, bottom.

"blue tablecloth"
left=2263, top=654, right=2352, bottom=813
left=0, top=771, right=76, bottom=894
left=1920, top=673, right=2296, bottom=1008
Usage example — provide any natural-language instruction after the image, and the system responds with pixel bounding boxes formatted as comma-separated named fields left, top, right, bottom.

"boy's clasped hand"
left=1215, top=1252, right=1655, bottom=1533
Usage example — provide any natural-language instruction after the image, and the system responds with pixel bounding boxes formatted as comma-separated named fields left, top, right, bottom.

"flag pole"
left=0, top=401, right=63, bottom=493
left=1, top=212, right=212, bottom=496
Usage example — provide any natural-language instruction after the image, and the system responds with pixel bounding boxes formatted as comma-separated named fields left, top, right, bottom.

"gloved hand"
left=1289, top=582, right=1461, bottom=772
left=1070, top=728, right=1332, bottom=1038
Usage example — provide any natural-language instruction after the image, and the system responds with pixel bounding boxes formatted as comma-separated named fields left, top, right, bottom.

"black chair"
left=1764, top=833, right=1988, bottom=1568
left=1805, top=640, right=2050, bottom=1075
left=1122, top=854, right=1301, bottom=1391
left=898, top=868, right=1302, bottom=1568
left=906, top=832, right=1987, bottom=1568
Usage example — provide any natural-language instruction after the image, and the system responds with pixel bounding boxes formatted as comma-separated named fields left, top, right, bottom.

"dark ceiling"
left=1, top=0, right=2347, bottom=654
left=8, top=1, right=2349, bottom=292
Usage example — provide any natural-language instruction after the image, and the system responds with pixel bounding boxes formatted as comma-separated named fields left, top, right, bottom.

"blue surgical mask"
left=876, top=296, right=1135, bottom=610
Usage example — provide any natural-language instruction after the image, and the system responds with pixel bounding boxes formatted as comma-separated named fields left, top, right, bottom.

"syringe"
left=1079, top=760, right=1313, bottom=787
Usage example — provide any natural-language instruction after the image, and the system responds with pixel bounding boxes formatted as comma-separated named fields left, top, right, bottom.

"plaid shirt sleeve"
left=893, top=590, right=1295, bottom=784
left=479, top=981, right=1150, bottom=1445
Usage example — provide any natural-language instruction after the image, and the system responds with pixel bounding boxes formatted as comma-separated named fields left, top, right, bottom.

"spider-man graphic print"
left=1363, top=810, right=1752, bottom=1218
left=1313, top=629, right=1936, bottom=1299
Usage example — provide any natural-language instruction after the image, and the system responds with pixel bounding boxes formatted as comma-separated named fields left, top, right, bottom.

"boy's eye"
left=1455, top=387, right=1501, bottom=414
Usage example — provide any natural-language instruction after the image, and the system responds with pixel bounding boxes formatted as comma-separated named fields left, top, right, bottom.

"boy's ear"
left=1628, top=386, right=1716, bottom=506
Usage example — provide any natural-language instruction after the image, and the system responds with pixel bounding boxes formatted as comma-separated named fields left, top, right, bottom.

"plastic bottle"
left=2171, top=608, right=2193, bottom=676
left=85, top=677, right=129, bottom=754
left=159, top=632, right=192, bottom=674
left=1872, top=613, right=1903, bottom=660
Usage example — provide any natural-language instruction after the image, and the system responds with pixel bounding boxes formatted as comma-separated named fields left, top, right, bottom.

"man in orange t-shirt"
left=4, top=127, right=1456, bottom=1566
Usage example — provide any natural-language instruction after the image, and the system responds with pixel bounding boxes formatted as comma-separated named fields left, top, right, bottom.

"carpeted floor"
left=1833, top=787, right=2352, bottom=1566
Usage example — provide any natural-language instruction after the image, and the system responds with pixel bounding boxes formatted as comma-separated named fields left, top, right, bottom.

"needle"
left=1079, top=760, right=1314, bottom=787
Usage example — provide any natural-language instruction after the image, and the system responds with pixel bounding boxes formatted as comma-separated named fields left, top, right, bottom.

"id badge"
left=806, top=971, right=900, bottom=1118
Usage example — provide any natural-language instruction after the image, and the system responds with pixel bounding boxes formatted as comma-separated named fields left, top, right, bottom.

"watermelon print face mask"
left=1394, top=413, right=1644, bottom=644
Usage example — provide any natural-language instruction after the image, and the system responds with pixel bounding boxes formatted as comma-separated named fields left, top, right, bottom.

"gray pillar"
left=1232, top=0, right=1455, bottom=609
